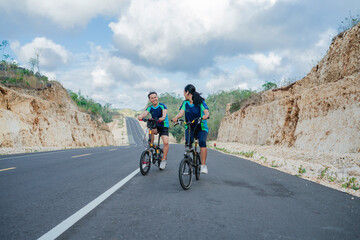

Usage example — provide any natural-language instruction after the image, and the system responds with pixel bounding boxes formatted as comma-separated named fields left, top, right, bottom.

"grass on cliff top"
left=0, top=61, right=49, bottom=89
left=67, top=89, right=113, bottom=123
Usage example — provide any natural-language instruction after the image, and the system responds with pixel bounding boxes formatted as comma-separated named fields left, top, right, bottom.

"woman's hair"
left=184, top=84, right=204, bottom=106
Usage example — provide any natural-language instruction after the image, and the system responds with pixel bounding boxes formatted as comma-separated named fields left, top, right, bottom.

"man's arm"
left=159, top=109, right=167, bottom=122
left=137, top=110, right=149, bottom=120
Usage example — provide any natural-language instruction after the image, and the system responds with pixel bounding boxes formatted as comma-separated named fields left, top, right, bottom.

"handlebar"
left=173, top=117, right=208, bottom=127
left=139, top=118, right=163, bottom=123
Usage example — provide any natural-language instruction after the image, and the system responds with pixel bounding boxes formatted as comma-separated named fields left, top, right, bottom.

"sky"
left=1, top=0, right=359, bottom=110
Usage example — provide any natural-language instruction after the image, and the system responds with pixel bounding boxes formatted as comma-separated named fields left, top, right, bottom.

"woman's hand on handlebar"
left=173, top=118, right=184, bottom=126
left=202, top=115, right=209, bottom=120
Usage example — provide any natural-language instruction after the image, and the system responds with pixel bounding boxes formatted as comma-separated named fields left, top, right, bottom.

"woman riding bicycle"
left=172, top=84, right=210, bottom=174
left=138, top=91, right=169, bottom=170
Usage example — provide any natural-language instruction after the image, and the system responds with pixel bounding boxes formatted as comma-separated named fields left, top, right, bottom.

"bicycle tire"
left=194, top=152, right=201, bottom=180
left=140, top=150, right=151, bottom=176
left=179, top=158, right=192, bottom=190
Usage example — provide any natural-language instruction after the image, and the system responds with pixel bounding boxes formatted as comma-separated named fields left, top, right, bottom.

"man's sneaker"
left=159, top=160, right=167, bottom=170
left=200, top=165, right=208, bottom=174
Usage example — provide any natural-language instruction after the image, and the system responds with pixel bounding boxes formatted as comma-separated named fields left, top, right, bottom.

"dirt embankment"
left=218, top=23, right=360, bottom=154
left=0, top=82, right=115, bottom=154
left=216, top=24, right=360, bottom=196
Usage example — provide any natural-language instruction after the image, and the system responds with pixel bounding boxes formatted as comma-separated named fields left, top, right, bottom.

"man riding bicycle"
left=172, top=84, right=210, bottom=174
left=138, top=91, right=169, bottom=170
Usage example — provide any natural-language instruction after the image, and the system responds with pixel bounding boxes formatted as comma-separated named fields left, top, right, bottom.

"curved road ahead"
left=0, top=117, right=359, bottom=239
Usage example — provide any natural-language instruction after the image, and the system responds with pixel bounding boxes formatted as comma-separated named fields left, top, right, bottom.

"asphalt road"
left=0, top=117, right=359, bottom=240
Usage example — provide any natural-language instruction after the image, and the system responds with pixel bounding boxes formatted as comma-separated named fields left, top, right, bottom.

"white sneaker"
left=200, top=165, right=208, bottom=174
left=159, top=160, right=167, bottom=170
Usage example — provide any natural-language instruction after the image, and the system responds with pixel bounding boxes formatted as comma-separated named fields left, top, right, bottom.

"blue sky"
left=1, top=0, right=359, bottom=110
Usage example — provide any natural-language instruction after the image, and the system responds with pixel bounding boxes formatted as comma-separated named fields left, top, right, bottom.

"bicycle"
left=174, top=117, right=203, bottom=190
left=139, top=118, right=164, bottom=176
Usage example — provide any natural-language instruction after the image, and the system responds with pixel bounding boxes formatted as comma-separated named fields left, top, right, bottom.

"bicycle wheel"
left=140, top=150, right=151, bottom=176
left=179, top=158, right=192, bottom=190
left=194, top=152, right=201, bottom=180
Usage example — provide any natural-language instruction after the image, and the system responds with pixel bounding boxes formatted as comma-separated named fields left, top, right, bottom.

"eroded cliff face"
left=218, top=24, right=360, bottom=153
left=0, top=82, right=115, bottom=150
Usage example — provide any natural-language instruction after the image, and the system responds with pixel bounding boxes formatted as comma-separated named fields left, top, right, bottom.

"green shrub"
left=262, top=81, right=277, bottom=91
left=67, top=90, right=113, bottom=123
left=342, top=177, right=359, bottom=191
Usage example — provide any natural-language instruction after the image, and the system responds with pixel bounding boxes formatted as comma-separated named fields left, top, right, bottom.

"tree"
left=1, top=40, right=9, bottom=61
left=170, top=125, right=184, bottom=143
left=29, top=58, right=37, bottom=72
left=262, top=81, right=277, bottom=91
left=34, top=49, right=41, bottom=73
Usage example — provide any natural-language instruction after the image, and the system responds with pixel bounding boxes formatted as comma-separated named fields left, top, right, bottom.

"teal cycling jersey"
left=146, top=103, right=169, bottom=127
left=179, top=100, right=209, bottom=132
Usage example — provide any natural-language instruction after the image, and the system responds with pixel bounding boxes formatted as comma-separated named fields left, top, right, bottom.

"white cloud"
left=109, top=0, right=279, bottom=66
left=204, top=26, right=337, bottom=93
left=11, top=37, right=71, bottom=71
left=249, top=52, right=282, bottom=74
left=91, top=67, right=115, bottom=89
left=206, top=65, right=256, bottom=92
left=23, top=0, right=127, bottom=28
left=133, top=78, right=171, bottom=91
left=56, top=45, right=175, bottom=110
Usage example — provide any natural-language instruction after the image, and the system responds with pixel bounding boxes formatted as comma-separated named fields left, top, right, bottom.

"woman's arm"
left=202, top=109, right=209, bottom=120
left=172, top=109, right=185, bottom=122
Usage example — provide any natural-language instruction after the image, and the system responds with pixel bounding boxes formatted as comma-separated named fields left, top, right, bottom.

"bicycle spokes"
left=140, top=151, right=151, bottom=176
left=179, top=158, right=192, bottom=190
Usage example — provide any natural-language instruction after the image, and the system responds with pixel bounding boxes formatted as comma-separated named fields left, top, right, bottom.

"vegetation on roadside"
left=206, top=89, right=254, bottom=138
left=342, top=177, right=359, bottom=191
left=67, top=90, right=113, bottom=123
left=213, top=146, right=255, bottom=158
left=296, top=165, right=306, bottom=177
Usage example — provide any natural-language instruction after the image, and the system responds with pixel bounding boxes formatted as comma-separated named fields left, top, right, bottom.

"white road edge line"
left=37, top=168, right=140, bottom=240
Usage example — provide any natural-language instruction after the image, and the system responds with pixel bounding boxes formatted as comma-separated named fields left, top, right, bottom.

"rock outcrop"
left=218, top=23, right=360, bottom=153
left=0, top=82, right=115, bottom=150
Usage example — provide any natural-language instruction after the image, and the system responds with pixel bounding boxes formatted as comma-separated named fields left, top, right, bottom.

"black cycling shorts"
left=153, top=126, right=169, bottom=136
